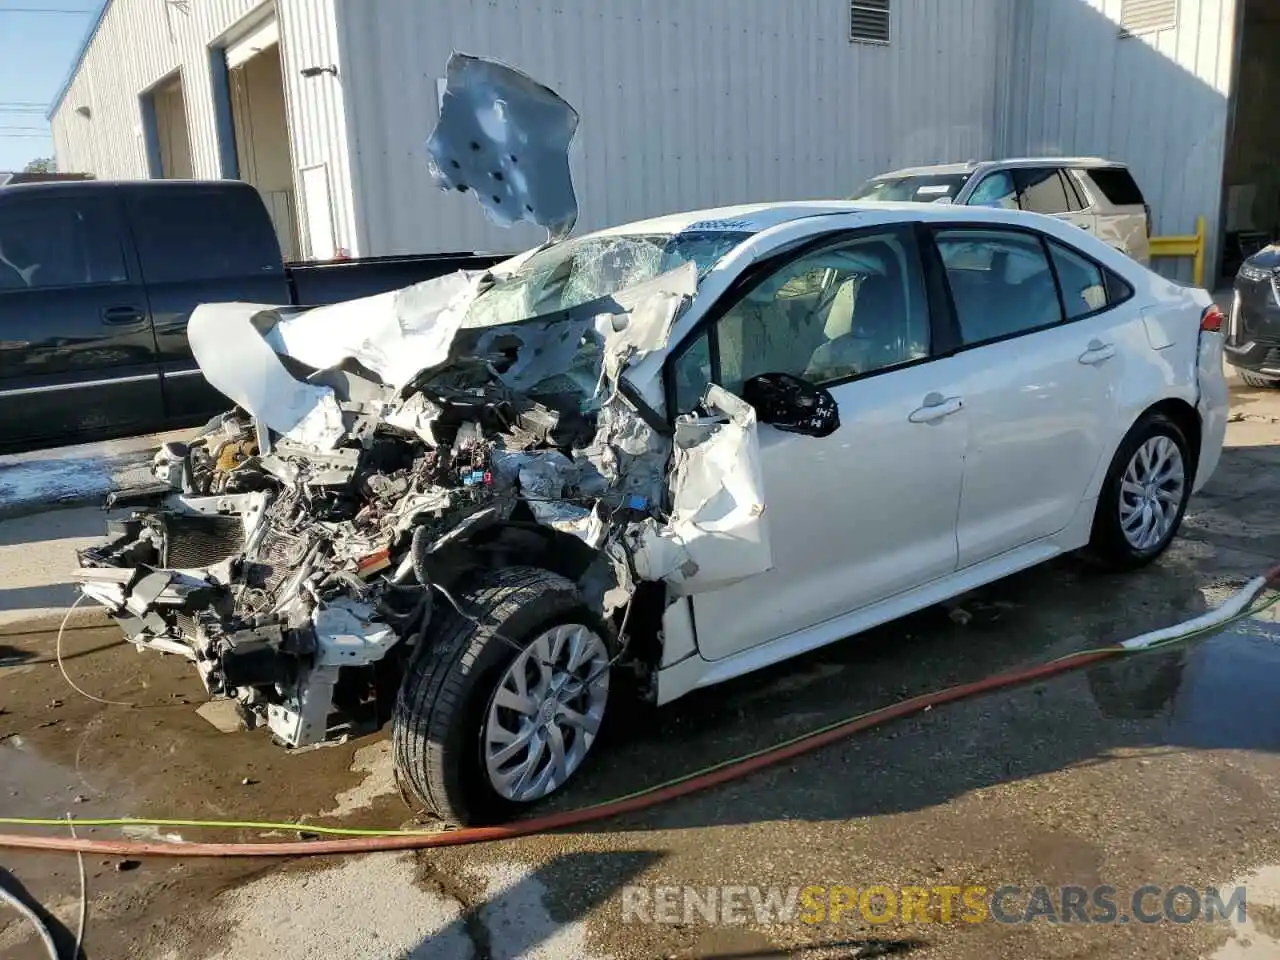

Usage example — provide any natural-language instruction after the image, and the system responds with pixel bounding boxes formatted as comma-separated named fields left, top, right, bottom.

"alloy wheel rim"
left=483, top=623, right=610, bottom=802
left=1118, top=435, right=1185, bottom=551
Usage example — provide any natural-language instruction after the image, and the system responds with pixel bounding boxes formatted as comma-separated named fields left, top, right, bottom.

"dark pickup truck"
left=0, top=179, right=506, bottom=452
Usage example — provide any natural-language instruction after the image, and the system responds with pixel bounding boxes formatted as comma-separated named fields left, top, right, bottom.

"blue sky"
left=0, top=2, right=101, bottom=171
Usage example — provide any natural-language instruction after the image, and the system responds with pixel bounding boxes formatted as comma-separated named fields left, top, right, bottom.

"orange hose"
left=0, top=648, right=1116, bottom=858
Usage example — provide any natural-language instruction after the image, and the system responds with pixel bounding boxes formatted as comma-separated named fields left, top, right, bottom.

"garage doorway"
left=219, top=15, right=300, bottom=260
left=1217, top=0, right=1280, bottom=282
left=140, top=71, right=193, bottom=179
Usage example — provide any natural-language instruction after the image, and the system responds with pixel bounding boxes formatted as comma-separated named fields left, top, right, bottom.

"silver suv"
left=850, top=158, right=1152, bottom=265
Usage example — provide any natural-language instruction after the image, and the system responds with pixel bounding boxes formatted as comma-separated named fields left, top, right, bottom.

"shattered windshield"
left=461, top=230, right=751, bottom=329
left=850, top=173, right=971, bottom=203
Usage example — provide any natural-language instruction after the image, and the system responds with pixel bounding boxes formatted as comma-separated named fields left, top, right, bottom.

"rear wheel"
left=392, top=566, right=612, bottom=825
left=1087, top=412, right=1192, bottom=569
left=1238, top=370, right=1280, bottom=389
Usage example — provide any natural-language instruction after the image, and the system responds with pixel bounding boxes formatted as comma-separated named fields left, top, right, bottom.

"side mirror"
left=741, top=372, right=840, bottom=438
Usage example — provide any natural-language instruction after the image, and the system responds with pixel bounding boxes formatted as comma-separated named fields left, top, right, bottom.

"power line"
left=0, top=7, right=97, bottom=13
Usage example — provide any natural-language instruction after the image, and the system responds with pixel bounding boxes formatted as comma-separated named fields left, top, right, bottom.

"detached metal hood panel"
left=426, top=51, right=580, bottom=241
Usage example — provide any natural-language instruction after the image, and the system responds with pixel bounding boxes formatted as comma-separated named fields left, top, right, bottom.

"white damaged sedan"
left=74, top=58, right=1228, bottom=826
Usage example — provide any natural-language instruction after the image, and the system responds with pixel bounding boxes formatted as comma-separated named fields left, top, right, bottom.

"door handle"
left=1078, top=339, right=1116, bottom=365
left=101, top=306, right=145, bottom=325
left=908, top=393, right=963, bottom=423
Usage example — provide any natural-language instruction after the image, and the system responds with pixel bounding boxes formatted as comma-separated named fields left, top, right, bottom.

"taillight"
left=1201, top=304, right=1225, bottom=333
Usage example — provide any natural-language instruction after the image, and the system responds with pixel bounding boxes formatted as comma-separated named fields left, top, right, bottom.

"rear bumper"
left=1195, top=330, right=1229, bottom=493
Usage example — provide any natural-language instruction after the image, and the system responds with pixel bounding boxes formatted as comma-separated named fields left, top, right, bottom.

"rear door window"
left=128, top=188, right=283, bottom=284
left=1047, top=240, right=1108, bottom=318
left=1083, top=167, right=1145, bottom=207
left=934, top=229, right=1064, bottom=345
left=0, top=196, right=128, bottom=290
left=1013, top=169, right=1073, bottom=216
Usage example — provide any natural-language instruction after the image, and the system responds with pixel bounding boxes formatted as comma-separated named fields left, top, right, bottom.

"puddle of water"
left=1086, top=620, right=1280, bottom=753
left=0, top=735, right=137, bottom=820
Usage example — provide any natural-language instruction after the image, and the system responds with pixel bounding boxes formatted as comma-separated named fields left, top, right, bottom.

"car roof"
left=575, top=199, right=1097, bottom=243
left=0, top=178, right=262, bottom=198
left=871, top=157, right=1128, bottom=180
left=587, top=202, right=861, bottom=238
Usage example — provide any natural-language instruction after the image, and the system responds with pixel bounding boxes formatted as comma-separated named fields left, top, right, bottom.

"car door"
left=1013, top=167, right=1097, bottom=239
left=0, top=190, right=163, bottom=448
left=929, top=226, right=1130, bottom=568
left=665, top=224, right=969, bottom=661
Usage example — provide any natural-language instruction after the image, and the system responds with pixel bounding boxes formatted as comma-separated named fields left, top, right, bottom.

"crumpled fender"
left=632, top=384, right=773, bottom=594
left=188, top=302, right=347, bottom=450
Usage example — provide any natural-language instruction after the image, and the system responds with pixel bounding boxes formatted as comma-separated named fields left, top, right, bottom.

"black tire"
left=392, top=566, right=611, bottom=826
left=1087, top=412, right=1193, bottom=569
left=1238, top=370, right=1280, bottom=389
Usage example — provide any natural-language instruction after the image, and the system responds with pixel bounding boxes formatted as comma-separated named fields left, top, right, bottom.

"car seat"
left=807, top=272, right=905, bottom=380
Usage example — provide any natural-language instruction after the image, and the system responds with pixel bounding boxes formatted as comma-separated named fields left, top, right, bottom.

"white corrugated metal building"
left=48, top=0, right=1279, bottom=283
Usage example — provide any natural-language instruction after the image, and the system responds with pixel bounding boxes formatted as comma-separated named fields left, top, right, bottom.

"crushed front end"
left=71, top=54, right=775, bottom=813
left=73, top=253, right=769, bottom=752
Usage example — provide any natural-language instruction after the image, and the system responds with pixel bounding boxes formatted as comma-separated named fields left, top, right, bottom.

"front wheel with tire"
left=1087, top=412, right=1193, bottom=569
left=1238, top=370, right=1280, bottom=389
left=392, top=566, right=613, bottom=826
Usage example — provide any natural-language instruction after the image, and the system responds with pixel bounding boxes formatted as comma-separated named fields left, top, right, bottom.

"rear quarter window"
left=129, top=188, right=283, bottom=284
left=1082, top=168, right=1145, bottom=207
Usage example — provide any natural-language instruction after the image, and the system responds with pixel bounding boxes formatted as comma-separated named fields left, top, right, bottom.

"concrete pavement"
left=0, top=429, right=190, bottom=521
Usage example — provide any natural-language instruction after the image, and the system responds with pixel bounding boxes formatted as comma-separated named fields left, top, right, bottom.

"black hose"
left=410, top=524, right=433, bottom=589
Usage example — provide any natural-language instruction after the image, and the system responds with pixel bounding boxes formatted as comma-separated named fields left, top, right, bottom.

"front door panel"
left=691, top=357, right=968, bottom=661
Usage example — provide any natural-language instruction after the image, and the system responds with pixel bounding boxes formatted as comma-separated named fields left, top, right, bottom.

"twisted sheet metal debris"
left=427, top=52, right=580, bottom=241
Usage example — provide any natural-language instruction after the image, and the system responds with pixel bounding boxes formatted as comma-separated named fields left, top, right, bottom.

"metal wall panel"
left=49, top=0, right=360, bottom=256
left=336, top=0, right=1011, bottom=256
left=50, top=0, right=266, bottom=180
left=276, top=0, right=359, bottom=256
left=998, top=0, right=1239, bottom=280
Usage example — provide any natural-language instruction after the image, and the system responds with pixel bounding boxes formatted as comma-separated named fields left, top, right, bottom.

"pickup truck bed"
left=0, top=179, right=505, bottom=452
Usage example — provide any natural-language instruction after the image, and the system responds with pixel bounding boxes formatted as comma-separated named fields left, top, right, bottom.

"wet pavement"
left=3, top=381, right=1280, bottom=958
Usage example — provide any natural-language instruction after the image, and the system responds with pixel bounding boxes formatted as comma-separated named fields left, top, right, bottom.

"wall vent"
left=1120, top=0, right=1178, bottom=36
left=850, top=0, right=891, bottom=44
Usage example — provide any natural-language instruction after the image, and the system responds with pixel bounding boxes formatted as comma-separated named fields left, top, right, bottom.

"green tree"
left=22, top=157, right=55, bottom=174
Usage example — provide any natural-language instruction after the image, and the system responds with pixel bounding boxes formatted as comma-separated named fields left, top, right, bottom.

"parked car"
left=0, top=179, right=505, bottom=451
left=850, top=158, right=1153, bottom=265
left=75, top=198, right=1229, bottom=825
left=1225, top=244, right=1280, bottom=387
